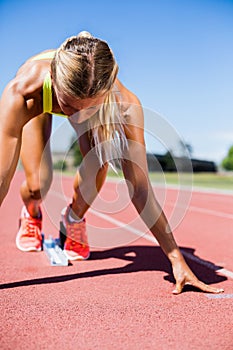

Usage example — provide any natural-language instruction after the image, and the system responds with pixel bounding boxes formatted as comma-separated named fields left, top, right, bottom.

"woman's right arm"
left=0, top=81, right=32, bottom=205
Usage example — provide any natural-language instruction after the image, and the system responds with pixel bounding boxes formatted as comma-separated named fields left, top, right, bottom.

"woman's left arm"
left=121, top=100, right=223, bottom=294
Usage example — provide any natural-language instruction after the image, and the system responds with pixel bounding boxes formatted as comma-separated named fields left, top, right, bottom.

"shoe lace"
left=23, top=218, right=41, bottom=238
left=67, top=222, right=86, bottom=247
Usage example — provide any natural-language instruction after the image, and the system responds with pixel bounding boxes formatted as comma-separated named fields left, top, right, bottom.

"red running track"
left=0, top=171, right=232, bottom=349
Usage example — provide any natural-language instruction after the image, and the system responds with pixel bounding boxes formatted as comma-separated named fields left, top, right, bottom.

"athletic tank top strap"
left=43, top=72, right=53, bottom=114
left=30, top=50, right=67, bottom=117
left=42, top=72, right=68, bottom=117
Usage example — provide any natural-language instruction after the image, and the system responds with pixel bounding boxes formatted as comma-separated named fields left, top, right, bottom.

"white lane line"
left=89, top=208, right=159, bottom=244
left=215, top=268, right=233, bottom=280
left=149, top=181, right=233, bottom=196
left=106, top=178, right=233, bottom=219
left=187, top=205, right=233, bottom=220
left=48, top=188, right=233, bottom=280
left=166, top=202, right=233, bottom=220
left=89, top=208, right=233, bottom=280
left=48, top=189, right=158, bottom=243
left=205, top=294, right=233, bottom=299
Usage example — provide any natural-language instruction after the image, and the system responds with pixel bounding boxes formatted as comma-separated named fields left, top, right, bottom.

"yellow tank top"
left=31, top=51, right=67, bottom=118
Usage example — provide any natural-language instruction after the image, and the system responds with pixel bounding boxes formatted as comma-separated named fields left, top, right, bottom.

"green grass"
left=55, top=167, right=233, bottom=191
left=106, top=170, right=233, bottom=191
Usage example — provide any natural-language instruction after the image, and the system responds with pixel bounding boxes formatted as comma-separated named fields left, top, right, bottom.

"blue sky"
left=0, top=0, right=233, bottom=164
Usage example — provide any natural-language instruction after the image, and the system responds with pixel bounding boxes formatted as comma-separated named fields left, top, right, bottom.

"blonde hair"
left=51, top=31, right=127, bottom=167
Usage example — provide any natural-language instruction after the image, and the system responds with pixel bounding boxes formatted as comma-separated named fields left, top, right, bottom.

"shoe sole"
left=63, top=250, right=90, bottom=261
left=16, top=236, right=42, bottom=252
left=16, top=214, right=42, bottom=252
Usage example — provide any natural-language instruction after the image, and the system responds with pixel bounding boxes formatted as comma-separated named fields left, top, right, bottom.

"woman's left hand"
left=172, top=261, right=224, bottom=295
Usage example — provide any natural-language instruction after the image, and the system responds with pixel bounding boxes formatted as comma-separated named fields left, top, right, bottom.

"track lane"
left=0, top=171, right=232, bottom=350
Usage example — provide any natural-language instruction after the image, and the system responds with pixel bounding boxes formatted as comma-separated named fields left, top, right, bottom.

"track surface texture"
left=0, top=171, right=232, bottom=349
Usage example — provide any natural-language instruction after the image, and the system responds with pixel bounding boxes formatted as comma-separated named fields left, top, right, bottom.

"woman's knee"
left=23, top=171, right=53, bottom=199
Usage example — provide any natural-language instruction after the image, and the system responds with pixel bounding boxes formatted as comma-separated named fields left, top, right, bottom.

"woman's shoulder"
left=8, top=52, right=52, bottom=99
left=115, top=79, right=141, bottom=106
left=115, top=79, right=143, bottom=124
left=28, top=49, right=56, bottom=62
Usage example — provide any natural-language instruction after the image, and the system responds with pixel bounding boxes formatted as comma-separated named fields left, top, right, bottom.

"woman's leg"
left=62, top=130, right=108, bottom=260
left=70, top=131, right=108, bottom=219
left=20, top=114, right=53, bottom=217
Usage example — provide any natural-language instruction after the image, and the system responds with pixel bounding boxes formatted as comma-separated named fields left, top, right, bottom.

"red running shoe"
left=62, top=206, right=90, bottom=261
left=16, top=206, right=42, bottom=252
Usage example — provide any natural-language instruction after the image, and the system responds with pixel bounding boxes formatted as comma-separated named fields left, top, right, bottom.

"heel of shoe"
left=59, top=221, right=67, bottom=249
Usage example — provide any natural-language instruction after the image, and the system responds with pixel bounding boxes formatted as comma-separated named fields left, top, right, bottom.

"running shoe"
left=16, top=206, right=42, bottom=252
left=62, top=206, right=90, bottom=260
